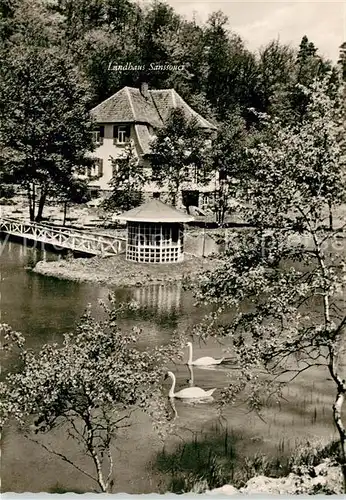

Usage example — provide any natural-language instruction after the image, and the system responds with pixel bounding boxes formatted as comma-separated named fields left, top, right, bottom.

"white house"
left=85, top=83, right=217, bottom=208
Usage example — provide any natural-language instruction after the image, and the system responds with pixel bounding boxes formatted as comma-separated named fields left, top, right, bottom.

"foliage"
left=150, top=108, right=212, bottom=206
left=0, top=301, right=186, bottom=493
left=0, top=6, right=94, bottom=221
left=0, top=183, right=15, bottom=199
left=208, top=112, right=248, bottom=223
left=193, top=78, right=346, bottom=492
left=288, top=440, right=341, bottom=472
left=256, top=40, right=296, bottom=114
left=59, top=177, right=91, bottom=205
left=339, top=42, right=346, bottom=81
left=102, top=142, right=148, bottom=212
left=58, top=177, right=91, bottom=225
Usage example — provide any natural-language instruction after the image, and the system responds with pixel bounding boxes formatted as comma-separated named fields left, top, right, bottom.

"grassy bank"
left=153, top=424, right=343, bottom=494
left=33, top=253, right=221, bottom=288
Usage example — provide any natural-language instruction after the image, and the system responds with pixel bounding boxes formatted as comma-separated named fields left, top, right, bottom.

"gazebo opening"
left=127, top=221, right=184, bottom=263
left=118, top=200, right=194, bottom=264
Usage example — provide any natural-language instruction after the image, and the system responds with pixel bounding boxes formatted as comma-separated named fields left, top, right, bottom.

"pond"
left=0, top=241, right=343, bottom=493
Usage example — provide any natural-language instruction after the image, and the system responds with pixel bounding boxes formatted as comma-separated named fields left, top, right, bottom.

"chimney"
left=140, top=81, right=149, bottom=99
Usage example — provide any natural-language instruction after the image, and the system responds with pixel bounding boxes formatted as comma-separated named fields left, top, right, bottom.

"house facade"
left=85, top=83, right=217, bottom=209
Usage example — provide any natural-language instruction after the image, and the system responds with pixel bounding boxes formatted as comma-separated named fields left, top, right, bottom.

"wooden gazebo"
left=118, top=199, right=194, bottom=263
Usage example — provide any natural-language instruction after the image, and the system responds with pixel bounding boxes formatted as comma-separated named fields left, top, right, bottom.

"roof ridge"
left=125, top=86, right=136, bottom=121
left=175, top=91, right=216, bottom=129
left=90, top=87, right=125, bottom=113
left=149, top=89, right=172, bottom=92
left=171, top=88, right=177, bottom=107
left=149, top=91, right=165, bottom=125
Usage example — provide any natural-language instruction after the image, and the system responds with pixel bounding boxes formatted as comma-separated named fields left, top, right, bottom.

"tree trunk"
left=328, top=201, right=333, bottom=231
left=63, top=201, right=68, bottom=226
left=334, top=388, right=346, bottom=491
left=35, top=190, right=47, bottom=222
left=332, top=382, right=346, bottom=492
left=27, top=185, right=34, bottom=221
left=328, top=353, right=346, bottom=493
left=28, top=183, right=36, bottom=222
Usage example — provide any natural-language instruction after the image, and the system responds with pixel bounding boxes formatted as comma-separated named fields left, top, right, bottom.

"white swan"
left=187, top=341, right=224, bottom=366
left=165, top=371, right=216, bottom=399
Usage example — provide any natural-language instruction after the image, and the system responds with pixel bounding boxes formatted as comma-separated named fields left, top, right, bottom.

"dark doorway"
left=182, top=190, right=199, bottom=213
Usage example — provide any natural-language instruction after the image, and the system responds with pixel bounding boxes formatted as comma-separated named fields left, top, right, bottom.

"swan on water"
left=187, top=341, right=224, bottom=366
left=165, top=371, right=216, bottom=399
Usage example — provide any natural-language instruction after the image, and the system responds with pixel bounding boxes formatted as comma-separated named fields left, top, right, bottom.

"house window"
left=92, top=126, right=104, bottom=145
left=194, top=166, right=199, bottom=184
left=86, top=159, right=103, bottom=178
left=113, top=125, right=130, bottom=144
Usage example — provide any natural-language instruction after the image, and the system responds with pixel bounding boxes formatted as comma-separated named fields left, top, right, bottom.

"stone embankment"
left=33, top=253, right=221, bottom=288
left=205, top=460, right=343, bottom=495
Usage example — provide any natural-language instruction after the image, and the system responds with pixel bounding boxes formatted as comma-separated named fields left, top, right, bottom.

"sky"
left=144, top=1, right=346, bottom=62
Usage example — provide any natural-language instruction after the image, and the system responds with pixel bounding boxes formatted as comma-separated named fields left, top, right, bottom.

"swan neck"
left=188, top=364, right=194, bottom=386
left=169, top=373, right=176, bottom=397
left=188, top=343, right=193, bottom=365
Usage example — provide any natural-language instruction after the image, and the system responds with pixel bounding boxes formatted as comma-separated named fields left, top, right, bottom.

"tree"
left=58, top=177, right=91, bottom=226
left=0, top=302, right=185, bottom=493
left=150, top=108, right=212, bottom=207
left=194, top=79, right=346, bottom=491
left=102, top=142, right=148, bottom=213
left=0, top=45, right=94, bottom=222
left=204, top=11, right=259, bottom=121
left=256, top=40, right=295, bottom=114
left=338, top=42, right=346, bottom=81
left=209, top=112, right=248, bottom=224
left=289, top=36, right=333, bottom=120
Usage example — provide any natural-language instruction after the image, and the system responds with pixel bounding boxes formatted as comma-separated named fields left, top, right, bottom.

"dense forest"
left=1, top=0, right=344, bottom=123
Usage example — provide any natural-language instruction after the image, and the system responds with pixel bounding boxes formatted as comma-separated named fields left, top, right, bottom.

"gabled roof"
left=118, top=199, right=194, bottom=223
left=90, top=87, right=217, bottom=131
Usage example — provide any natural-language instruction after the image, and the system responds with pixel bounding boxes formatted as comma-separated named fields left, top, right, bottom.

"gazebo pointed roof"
left=118, top=199, right=194, bottom=223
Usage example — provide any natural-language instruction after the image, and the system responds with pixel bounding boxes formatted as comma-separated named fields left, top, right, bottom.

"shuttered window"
left=113, top=125, right=131, bottom=144
left=95, top=158, right=103, bottom=177
left=92, top=126, right=104, bottom=145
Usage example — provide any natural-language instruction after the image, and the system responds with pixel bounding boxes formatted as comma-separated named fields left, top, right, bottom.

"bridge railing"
left=0, top=218, right=126, bottom=256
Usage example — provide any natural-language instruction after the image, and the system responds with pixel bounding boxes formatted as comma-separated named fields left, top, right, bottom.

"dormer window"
left=113, top=125, right=130, bottom=144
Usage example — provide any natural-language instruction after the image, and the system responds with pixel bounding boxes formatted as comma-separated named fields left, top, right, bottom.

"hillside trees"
left=203, top=11, right=259, bottom=121
left=194, top=78, right=346, bottom=492
left=256, top=40, right=295, bottom=114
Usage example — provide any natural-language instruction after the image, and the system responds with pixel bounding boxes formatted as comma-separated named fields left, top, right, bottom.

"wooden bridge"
left=0, top=218, right=126, bottom=256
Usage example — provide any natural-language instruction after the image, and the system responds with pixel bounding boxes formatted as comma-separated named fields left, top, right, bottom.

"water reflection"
left=132, top=282, right=182, bottom=315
